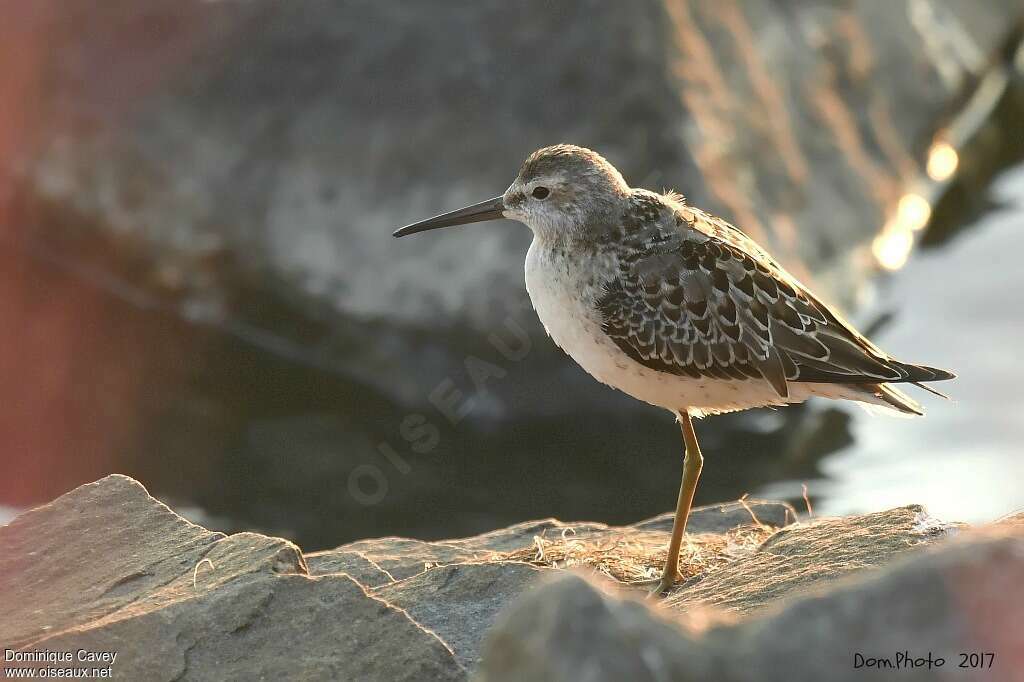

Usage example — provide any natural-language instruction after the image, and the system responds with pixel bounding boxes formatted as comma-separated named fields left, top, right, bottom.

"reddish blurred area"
left=0, top=1, right=239, bottom=505
left=1, top=228, right=157, bottom=503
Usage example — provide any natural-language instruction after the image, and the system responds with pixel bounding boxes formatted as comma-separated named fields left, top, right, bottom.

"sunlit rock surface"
left=481, top=521, right=1024, bottom=682
left=4, top=476, right=1019, bottom=680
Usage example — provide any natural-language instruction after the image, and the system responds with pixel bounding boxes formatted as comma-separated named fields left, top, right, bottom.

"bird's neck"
left=528, top=201, right=626, bottom=253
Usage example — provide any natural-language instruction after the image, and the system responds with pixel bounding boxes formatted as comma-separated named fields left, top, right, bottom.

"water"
left=764, top=163, right=1024, bottom=523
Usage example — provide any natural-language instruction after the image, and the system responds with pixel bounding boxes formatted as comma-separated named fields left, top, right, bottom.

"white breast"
left=524, top=241, right=624, bottom=383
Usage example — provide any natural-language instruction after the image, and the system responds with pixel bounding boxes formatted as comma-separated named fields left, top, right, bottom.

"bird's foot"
left=642, top=572, right=680, bottom=599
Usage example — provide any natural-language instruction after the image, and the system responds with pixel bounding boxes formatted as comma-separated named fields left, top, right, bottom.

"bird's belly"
left=525, top=245, right=788, bottom=415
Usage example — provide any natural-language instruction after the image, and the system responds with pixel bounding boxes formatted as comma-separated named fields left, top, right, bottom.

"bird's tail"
left=856, top=359, right=955, bottom=416
left=888, top=360, right=956, bottom=384
left=871, top=383, right=925, bottom=417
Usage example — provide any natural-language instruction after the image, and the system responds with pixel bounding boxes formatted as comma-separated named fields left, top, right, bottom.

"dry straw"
left=500, top=523, right=777, bottom=587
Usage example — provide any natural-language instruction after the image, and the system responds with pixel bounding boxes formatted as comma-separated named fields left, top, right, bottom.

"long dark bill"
left=393, top=195, right=505, bottom=238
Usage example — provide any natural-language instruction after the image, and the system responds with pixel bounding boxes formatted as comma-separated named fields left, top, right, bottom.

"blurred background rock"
left=1, top=0, right=1022, bottom=548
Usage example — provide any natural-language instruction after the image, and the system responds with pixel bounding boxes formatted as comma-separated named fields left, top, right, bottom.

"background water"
left=766, top=162, right=1024, bottom=523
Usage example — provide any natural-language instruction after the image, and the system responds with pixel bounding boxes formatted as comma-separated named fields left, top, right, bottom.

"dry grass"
left=499, top=524, right=777, bottom=587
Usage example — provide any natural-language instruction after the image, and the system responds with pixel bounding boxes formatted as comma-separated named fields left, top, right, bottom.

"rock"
left=0, top=476, right=465, bottom=681
left=439, top=518, right=613, bottom=553
left=0, top=474, right=222, bottom=648
left=3, top=475, right=1018, bottom=681
left=480, top=522, right=1024, bottom=682
left=286, top=502, right=796, bottom=670
left=664, top=504, right=952, bottom=614
left=706, top=522, right=1024, bottom=682
left=372, top=561, right=552, bottom=671
left=12, top=0, right=1019, bottom=412
left=0, top=476, right=792, bottom=678
left=307, top=499, right=797, bottom=586
left=314, top=537, right=492, bottom=582
left=305, top=549, right=395, bottom=587
left=481, top=574, right=704, bottom=682
left=37, top=574, right=466, bottom=682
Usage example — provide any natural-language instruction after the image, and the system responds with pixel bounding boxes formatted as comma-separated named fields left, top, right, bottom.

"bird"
left=393, top=144, right=955, bottom=596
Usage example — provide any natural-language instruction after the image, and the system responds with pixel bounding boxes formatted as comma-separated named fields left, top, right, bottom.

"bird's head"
left=394, top=144, right=629, bottom=242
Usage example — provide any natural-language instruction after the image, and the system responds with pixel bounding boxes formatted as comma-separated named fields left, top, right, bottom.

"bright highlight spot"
left=872, top=222, right=914, bottom=271
left=897, top=193, right=932, bottom=232
left=926, top=141, right=959, bottom=182
left=871, top=177, right=937, bottom=271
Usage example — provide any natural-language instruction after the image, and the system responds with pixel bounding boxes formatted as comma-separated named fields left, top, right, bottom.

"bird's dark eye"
left=532, top=186, right=550, bottom=200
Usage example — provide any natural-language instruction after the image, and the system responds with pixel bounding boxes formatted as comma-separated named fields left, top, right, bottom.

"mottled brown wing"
left=597, top=216, right=952, bottom=398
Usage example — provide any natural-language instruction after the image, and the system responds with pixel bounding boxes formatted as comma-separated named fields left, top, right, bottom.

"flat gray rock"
left=373, top=561, right=551, bottom=670
left=304, top=548, right=395, bottom=587
left=0, top=475, right=223, bottom=647
left=323, top=537, right=490, bottom=581
left=0, top=475, right=465, bottom=681
left=35, top=574, right=465, bottom=682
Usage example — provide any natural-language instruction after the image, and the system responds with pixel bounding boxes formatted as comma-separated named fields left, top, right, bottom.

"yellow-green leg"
left=651, top=409, right=704, bottom=596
